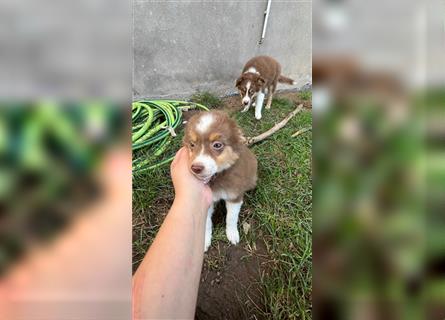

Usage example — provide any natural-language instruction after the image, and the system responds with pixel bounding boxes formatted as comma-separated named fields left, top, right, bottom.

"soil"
left=215, top=91, right=311, bottom=113
left=195, top=203, right=270, bottom=320
left=185, top=91, right=311, bottom=119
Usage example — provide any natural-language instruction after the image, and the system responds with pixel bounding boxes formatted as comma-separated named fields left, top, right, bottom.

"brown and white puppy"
left=236, top=55, right=295, bottom=120
left=183, top=111, right=257, bottom=251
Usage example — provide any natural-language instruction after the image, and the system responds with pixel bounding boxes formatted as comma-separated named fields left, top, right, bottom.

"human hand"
left=170, top=147, right=212, bottom=209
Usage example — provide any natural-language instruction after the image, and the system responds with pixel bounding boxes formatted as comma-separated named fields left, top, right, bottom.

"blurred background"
left=0, top=0, right=130, bottom=101
left=0, top=103, right=125, bottom=274
left=0, top=0, right=131, bottom=319
left=313, top=0, right=445, bottom=319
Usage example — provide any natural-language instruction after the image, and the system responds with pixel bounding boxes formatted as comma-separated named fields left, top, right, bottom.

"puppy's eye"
left=249, top=89, right=253, bottom=94
left=190, top=142, right=195, bottom=148
left=212, top=141, right=224, bottom=150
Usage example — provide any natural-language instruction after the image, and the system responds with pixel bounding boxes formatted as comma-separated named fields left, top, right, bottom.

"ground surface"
left=133, top=90, right=312, bottom=319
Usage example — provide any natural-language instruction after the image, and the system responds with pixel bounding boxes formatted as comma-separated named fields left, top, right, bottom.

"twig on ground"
left=246, top=104, right=303, bottom=146
left=291, top=126, right=312, bottom=137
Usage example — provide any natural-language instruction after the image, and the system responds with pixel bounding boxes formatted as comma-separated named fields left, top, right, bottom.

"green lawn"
left=133, top=91, right=312, bottom=319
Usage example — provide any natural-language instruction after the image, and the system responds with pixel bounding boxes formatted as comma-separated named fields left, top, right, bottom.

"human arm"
left=132, top=147, right=212, bottom=319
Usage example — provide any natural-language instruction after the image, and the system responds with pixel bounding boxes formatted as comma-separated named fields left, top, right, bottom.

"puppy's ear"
left=235, top=76, right=243, bottom=88
left=257, top=76, right=265, bottom=87
left=182, top=115, right=193, bottom=146
left=236, top=126, right=247, bottom=144
left=182, top=130, right=188, bottom=147
left=238, top=130, right=247, bottom=144
left=227, top=115, right=247, bottom=144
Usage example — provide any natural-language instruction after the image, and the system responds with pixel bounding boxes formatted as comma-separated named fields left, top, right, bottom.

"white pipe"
left=259, top=0, right=272, bottom=44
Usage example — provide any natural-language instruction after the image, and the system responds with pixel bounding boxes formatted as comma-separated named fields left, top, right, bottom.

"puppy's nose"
left=243, top=100, right=249, bottom=106
left=191, top=163, right=204, bottom=174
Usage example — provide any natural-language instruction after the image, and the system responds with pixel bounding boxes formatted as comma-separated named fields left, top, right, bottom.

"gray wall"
left=133, top=0, right=312, bottom=99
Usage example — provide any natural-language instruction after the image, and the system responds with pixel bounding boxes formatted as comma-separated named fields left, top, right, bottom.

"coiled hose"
left=132, top=100, right=208, bottom=174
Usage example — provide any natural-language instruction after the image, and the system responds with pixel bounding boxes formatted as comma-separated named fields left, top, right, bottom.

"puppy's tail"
left=278, top=75, right=295, bottom=85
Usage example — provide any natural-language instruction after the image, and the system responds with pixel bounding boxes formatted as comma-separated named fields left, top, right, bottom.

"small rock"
left=242, top=222, right=251, bottom=235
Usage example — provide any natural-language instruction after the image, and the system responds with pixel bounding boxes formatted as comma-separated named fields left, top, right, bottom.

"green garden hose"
left=132, top=100, right=208, bottom=174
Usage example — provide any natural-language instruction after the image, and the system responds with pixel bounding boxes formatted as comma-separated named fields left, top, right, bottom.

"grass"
left=190, top=91, right=223, bottom=109
left=298, top=90, right=312, bottom=101
left=133, top=91, right=312, bottom=319
left=233, top=96, right=312, bottom=319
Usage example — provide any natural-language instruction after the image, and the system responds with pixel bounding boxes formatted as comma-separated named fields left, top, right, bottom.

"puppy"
left=183, top=111, right=257, bottom=251
left=236, top=55, right=295, bottom=120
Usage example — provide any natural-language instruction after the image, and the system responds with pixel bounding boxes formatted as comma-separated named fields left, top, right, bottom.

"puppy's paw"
left=265, top=103, right=271, bottom=109
left=204, top=233, right=212, bottom=252
left=255, top=114, right=262, bottom=120
left=226, top=226, right=240, bottom=245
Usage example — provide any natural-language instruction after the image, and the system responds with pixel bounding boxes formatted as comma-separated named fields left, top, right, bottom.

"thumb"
left=171, top=147, right=187, bottom=170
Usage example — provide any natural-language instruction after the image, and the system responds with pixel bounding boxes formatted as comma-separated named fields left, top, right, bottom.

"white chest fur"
left=212, top=189, right=236, bottom=202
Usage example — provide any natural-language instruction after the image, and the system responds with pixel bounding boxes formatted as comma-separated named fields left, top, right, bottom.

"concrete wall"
left=133, top=0, right=311, bottom=99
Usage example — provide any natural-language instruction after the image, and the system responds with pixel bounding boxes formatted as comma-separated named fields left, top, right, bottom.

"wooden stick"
left=246, top=104, right=303, bottom=146
left=291, top=126, right=312, bottom=137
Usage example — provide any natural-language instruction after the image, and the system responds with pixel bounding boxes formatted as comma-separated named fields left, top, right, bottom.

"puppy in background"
left=236, top=55, right=295, bottom=120
left=183, top=111, right=257, bottom=251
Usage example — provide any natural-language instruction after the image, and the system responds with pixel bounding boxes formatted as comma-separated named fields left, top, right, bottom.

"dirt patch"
left=219, top=95, right=242, bottom=111
left=196, top=241, right=269, bottom=320
left=279, top=90, right=312, bottom=109
left=195, top=202, right=270, bottom=320
left=186, top=91, right=310, bottom=120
